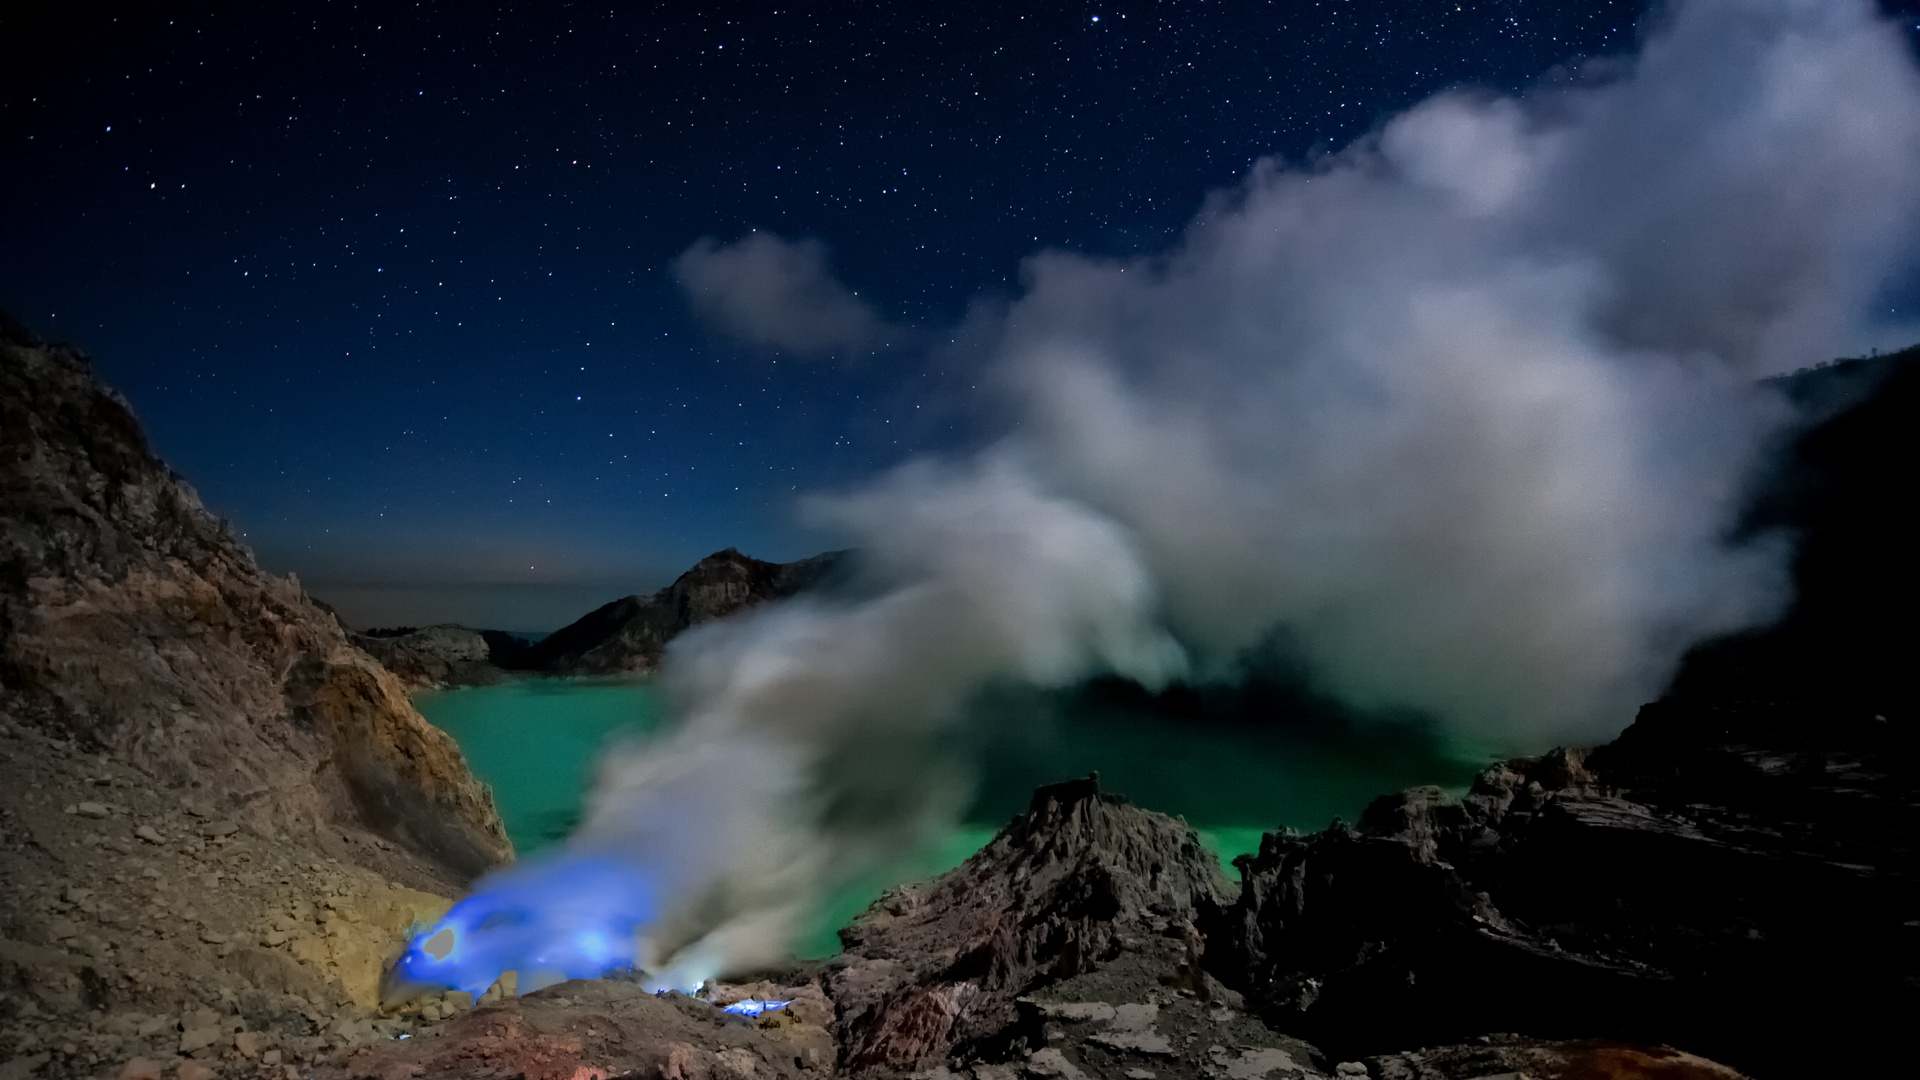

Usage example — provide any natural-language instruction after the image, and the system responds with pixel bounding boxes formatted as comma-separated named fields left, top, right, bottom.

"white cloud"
left=673, top=233, right=887, bottom=356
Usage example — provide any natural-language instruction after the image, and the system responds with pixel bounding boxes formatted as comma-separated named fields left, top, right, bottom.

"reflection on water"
left=416, top=674, right=1480, bottom=957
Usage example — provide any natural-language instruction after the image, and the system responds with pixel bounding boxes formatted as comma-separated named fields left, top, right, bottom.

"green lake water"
left=416, top=676, right=1479, bottom=957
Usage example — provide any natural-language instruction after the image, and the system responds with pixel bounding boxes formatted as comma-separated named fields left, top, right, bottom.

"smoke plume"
left=394, top=0, right=1920, bottom=995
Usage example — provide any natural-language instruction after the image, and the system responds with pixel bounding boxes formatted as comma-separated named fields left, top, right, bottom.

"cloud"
left=415, top=0, right=1920, bottom=992
left=673, top=233, right=888, bottom=356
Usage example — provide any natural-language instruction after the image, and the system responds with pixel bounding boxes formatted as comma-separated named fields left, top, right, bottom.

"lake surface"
left=416, top=676, right=1479, bottom=955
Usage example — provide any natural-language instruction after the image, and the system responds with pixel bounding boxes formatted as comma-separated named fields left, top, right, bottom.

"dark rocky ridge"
left=505, top=546, right=850, bottom=676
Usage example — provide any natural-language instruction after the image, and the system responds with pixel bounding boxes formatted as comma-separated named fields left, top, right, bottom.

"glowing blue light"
left=387, top=853, right=658, bottom=1000
left=721, top=1000, right=791, bottom=1018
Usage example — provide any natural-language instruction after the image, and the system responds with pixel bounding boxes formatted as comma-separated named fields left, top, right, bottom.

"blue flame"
left=389, top=853, right=657, bottom=999
left=721, top=999, right=791, bottom=1018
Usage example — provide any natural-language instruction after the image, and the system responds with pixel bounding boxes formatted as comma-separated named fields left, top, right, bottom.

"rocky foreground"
left=313, top=778, right=1760, bottom=1080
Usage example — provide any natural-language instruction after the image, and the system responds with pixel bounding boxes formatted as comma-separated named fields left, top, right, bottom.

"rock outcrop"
left=509, top=547, right=848, bottom=676
left=0, top=317, right=510, bottom=884
left=1217, top=719, right=1914, bottom=1078
left=827, top=776, right=1240, bottom=1074
left=351, top=624, right=500, bottom=689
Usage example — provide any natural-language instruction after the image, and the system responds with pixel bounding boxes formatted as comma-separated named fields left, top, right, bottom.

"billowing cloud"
left=403, top=0, right=1920, bottom=995
left=673, top=233, right=887, bottom=356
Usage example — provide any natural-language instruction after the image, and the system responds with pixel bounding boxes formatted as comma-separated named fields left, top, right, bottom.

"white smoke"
left=576, top=457, right=1184, bottom=983
left=448, top=0, right=1920, bottom=989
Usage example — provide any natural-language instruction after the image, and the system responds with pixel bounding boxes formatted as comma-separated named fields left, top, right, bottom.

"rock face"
left=351, top=624, right=500, bottom=689
left=509, top=547, right=848, bottom=675
left=0, top=319, right=510, bottom=883
left=828, top=777, right=1239, bottom=1074
left=1219, top=729, right=1914, bottom=1077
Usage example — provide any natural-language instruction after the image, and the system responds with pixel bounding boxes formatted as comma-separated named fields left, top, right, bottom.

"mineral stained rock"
left=509, top=546, right=848, bottom=675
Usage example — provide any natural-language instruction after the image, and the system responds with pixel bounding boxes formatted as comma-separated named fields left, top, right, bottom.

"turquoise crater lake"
left=416, top=676, right=1479, bottom=956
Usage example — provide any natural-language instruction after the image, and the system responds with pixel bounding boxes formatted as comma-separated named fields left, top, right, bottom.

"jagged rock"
left=350, top=623, right=500, bottom=689
left=1219, top=725, right=1916, bottom=1076
left=829, top=776, right=1235, bottom=1075
left=0, top=318, right=510, bottom=885
left=510, top=547, right=849, bottom=675
left=1010, top=938, right=1326, bottom=1080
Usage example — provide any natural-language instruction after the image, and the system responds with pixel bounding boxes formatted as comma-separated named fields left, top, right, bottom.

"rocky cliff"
left=509, top=546, right=849, bottom=675
left=0, top=317, right=510, bottom=884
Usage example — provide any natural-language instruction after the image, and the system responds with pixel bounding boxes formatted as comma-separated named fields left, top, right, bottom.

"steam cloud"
left=398, top=0, right=1920, bottom=996
left=674, top=233, right=891, bottom=356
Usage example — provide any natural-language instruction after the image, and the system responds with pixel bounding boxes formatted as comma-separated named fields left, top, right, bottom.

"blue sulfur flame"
left=388, top=854, right=657, bottom=999
left=721, top=999, right=791, bottom=1018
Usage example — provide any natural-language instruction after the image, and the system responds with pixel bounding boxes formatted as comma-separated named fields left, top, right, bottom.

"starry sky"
left=6, top=1, right=1916, bottom=629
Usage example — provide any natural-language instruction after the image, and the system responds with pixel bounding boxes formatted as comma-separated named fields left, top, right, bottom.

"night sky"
left=6, top=1, right=1913, bottom=629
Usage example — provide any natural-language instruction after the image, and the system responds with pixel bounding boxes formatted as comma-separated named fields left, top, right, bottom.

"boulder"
left=829, top=776, right=1235, bottom=1074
